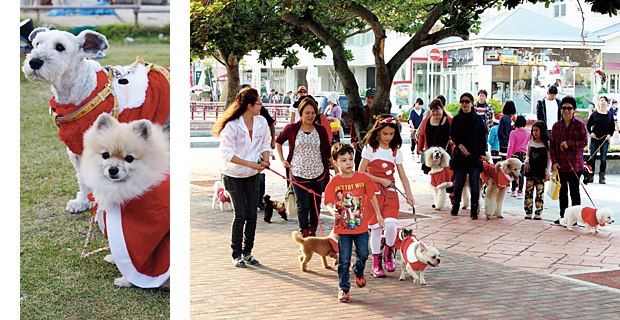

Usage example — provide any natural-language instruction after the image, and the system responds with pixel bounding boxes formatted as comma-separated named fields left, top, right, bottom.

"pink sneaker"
left=516, top=191, right=523, bottom=199
left=511, top=191, right=517, bottom=197
left=384, top=246, right=395, bottom=272
left=371, top=254, right=386, bottom=278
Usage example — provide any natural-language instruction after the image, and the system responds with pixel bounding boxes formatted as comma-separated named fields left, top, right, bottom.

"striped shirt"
left=549, top=117, right=587, bottom=173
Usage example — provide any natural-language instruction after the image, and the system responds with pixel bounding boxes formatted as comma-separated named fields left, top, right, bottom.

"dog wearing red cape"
left=80, top=113, right=170, bottom=289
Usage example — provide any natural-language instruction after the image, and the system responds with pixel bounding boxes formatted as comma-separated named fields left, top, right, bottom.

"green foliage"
left=95, top=24, right=170, bottom=42
left=190, top=0, right=326, bottom=68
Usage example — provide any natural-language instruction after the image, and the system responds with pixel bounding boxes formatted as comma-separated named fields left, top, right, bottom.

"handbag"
left=545, top=169, right=561, bottom=200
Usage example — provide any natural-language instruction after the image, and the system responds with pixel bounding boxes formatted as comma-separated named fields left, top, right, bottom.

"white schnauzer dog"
left=22, top=27, right=170, bottom=213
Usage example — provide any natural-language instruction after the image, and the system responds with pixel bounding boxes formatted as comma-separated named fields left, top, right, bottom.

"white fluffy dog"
left=22, top=27, right=170, bottom=214
left=480, top=158, right=522, bottom=219
left=561, top=206, right=615, bottom=233
left=212, top=181, right=232, bottom=211
left=80, top=113, right=170, bottom=289
left=424, top=147, right=453, bottom=211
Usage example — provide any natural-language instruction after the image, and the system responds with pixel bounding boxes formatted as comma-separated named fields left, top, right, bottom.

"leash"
left=261, top=161, right=326, bottom=237
left=80, top=196, right=110, bottom=259
left=585, top=134, right=608, bottom=162
left=559, top=148, right=596, bottom=208
left=390, top=184, right=419, bottom=238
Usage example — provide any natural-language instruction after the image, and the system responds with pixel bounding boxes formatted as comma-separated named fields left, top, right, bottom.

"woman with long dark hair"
left=449, top=93, right=488, bottom=219
left=213, top=87, right=272, bottom=268
left=498, top=100, right=516, bottom=160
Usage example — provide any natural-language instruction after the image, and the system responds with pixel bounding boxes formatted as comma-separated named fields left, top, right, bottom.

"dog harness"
left=49, top=57, right=170, bottom=155
left=96, top=176, right=170, bottom=288
left=581, top=207, right=604, bottom=227
left=480, top=161, right=514, bottom=189
left=216, top=188, right=231, bottom=203
left=429, top=166, right=454, bottom=189
left=400, top=235, right=428, bottom=271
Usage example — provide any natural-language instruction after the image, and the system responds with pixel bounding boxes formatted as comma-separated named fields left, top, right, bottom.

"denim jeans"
left=291, top=174, right=325, bottom=231
left=222, top=174, right=260, bottom=259
left=587, top=138, right=609, bottom=173
left=337, top=232, right=369, bottom=291
left=558, top=171, right=581, bottom=218
left=453, top=166, right=482, bottom=206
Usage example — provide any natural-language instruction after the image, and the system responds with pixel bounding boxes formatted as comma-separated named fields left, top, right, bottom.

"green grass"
left=20, top=41, right=170, bottom=319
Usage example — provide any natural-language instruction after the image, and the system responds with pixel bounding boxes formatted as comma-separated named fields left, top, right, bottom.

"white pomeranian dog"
left=80, top=113, right=170, bottom=289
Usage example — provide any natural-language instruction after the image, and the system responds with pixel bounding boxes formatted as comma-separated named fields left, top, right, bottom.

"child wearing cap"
left=488, top=114, right=501, bottom=162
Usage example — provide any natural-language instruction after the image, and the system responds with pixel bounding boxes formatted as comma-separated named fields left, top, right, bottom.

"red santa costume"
left=480, top=161, right=514, bottom=189
left=429, top=166, right=454, bottom=189
left=50, top=59, right=170, bottom=155
left=96, top=176, right=170, bottom=288
left=581, top=207, right=605, bottom=227
left=400, top=235, right=428, bottom=271
left=328, top=233, right=339, bottom=253
left=216, top=188, right=231, bottom=203
left=362, top=146, right=403, bottom=227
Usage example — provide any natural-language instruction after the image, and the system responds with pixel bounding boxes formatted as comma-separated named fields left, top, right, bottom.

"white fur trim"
left=106, top=204, right=170, bottom=288
left=110, top=63, right=149, bottom=113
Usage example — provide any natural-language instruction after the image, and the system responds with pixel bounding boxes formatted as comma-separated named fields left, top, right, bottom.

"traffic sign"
left=429, top=48, right=441, bottom=61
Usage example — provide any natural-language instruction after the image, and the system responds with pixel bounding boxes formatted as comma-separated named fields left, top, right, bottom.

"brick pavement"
left=190, top=188, right=620, bottom=319
left=190, top=147, right=620, bottom=319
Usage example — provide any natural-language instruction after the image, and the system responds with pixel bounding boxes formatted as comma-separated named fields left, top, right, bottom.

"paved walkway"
left=190, top=145, right=620, bottom=319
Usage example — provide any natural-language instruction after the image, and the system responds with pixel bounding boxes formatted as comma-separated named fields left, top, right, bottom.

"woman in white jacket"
left=212, top=87, right=272, bottom=268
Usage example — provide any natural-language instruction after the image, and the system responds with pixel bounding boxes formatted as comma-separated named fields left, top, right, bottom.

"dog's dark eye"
left=124, top=155, right=134, bottom=163
left=102, top=152, right=109, bottom=159
left=55, top=43, right=65, bottom=52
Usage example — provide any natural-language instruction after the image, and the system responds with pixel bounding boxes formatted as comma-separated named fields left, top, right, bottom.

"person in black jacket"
left=449, top=92, right=488, bottom=219
left=498, top=101, right=516, bottom=160
left=536, top=85, right=562, bottom=134
left=586, top=96, right=615, bottom=184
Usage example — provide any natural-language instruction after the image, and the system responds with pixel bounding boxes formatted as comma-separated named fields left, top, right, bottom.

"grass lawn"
left=20, top=41, right=170, bottom=319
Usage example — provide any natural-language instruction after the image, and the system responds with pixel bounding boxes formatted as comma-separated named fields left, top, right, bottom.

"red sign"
left=429, top=48, right=441, bottom=61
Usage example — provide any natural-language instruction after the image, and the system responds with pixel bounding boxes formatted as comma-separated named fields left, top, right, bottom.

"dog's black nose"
left=29, top=58, right=44, bottom=70
left=108, top=167, right=119, bottom=176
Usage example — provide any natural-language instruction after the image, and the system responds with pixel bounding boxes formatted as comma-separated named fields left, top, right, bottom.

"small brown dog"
left=292, top=230, right=338, bottom=272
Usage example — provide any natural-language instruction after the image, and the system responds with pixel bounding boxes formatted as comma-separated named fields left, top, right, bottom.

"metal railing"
left=190, top=102, right=291, bottom=131
left=20, top=0, right=169, bottom=27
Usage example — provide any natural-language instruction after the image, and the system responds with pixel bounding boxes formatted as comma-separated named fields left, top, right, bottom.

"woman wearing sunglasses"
left=549, top=96, right=588, bottom=226
left=449, top=93, right=488, bottom=219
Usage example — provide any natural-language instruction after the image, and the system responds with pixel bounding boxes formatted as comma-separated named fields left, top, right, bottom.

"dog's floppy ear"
left=28, top=27, right=49, bottom=42
left=133, top=120, right=153, bottom=141
left=77, top=30, right=109, bottom=57
left=440, top=148, right=450, bottom=168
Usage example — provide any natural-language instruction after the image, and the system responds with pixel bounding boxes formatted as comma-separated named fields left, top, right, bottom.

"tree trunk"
left=219, top=48, right=241, bottom=108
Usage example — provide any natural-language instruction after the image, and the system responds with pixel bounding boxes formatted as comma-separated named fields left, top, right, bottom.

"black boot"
left=450, top=203, right=460, bottom=216
left=470, top=204, right=479, bottom=220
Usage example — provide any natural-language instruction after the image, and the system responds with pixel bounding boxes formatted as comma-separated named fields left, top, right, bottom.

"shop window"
left=608, top=73, right=619, bottom=94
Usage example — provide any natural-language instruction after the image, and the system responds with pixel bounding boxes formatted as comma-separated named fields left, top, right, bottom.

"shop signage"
left=483, top=47, right=600, bottom=67
left=444, top=48, right=474, bottom=68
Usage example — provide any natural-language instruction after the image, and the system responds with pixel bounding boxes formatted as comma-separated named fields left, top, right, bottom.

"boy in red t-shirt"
left=324, top=143, right=383, bottom=303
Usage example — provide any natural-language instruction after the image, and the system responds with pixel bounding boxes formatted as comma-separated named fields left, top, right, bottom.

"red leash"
left=264, top=165, right=326, bottom=237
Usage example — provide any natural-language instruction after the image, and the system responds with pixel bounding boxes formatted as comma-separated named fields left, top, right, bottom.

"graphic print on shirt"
left=334, top=188, right=364, bottom=230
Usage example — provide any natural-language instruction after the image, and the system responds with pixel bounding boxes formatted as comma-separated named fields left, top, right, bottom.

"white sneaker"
left=516, top=191, right=523, bottom=199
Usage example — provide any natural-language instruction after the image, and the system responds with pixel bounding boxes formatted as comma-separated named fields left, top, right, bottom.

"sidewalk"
left=190, top=145, right=620, bottom=319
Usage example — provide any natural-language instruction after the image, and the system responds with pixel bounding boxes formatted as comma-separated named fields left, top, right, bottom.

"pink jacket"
left=506, top=128, right=530, bottom=159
